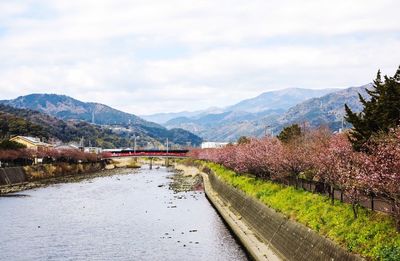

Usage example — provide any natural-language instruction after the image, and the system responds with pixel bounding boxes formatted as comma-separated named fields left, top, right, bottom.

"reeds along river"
left=0, top=166, right=248, bottom=261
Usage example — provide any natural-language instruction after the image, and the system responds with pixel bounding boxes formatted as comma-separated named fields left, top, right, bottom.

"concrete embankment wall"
left=0, top=162, right=104, bottom=186
left=0, top=167, right=26, bottom=185
left=207, top=171, right=363, bottom=261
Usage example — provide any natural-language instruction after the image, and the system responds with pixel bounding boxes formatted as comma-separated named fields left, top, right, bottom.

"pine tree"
left=345, top=66, right=400, bottom=150
left=277, top=124, right=302, bottom=143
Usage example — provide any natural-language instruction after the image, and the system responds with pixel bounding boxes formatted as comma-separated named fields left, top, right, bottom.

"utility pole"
left=265, top=125, right=270, bottom=136
left=341, top=116, right=344, bottom=131
left=79, top=136, right=84, bottom=148
left=166, top=138, right=170, bottom=167
left=134, top=135, right=137, bottom=153
left=92, top=110, right=95, bottom=124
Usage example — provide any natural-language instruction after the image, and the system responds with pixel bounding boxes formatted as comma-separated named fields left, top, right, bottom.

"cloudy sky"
left=0, top=0, right=399, bottom=115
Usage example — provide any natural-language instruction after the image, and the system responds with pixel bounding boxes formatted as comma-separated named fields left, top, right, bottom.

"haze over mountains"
left=157, top=85, right=371, bottom=141
left=0, top=84, right=371, bottom=145
left=0, top=94, right=202, bottom=148
left=142, top=88, right=334, bottom=124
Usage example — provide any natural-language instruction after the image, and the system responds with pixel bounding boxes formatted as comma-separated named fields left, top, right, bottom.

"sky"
left=0, top=0, right=399, bottom=115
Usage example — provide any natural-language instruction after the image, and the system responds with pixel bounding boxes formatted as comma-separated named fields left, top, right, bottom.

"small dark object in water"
left=0, top=194, right=29, bottom=198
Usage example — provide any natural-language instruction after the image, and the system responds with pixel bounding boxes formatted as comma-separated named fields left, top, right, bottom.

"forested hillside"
left=0, top=94, right=202, bottom=147
left=0, top=104, right=140, bottom=148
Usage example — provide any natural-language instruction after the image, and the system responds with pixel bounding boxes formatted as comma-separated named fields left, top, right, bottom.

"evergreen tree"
left=277, top=124, right=302, bottom=143
left=237, top=136, right=250, bottom=144
left=345, top=66, right=400, bottom=150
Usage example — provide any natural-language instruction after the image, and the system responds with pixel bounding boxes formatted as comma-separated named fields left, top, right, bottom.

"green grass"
left=199, top=161, right=400, bottom=261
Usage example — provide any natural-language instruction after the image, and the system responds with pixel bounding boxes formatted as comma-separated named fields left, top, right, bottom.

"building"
left=10, top=136, right=53, bottom=150
left=54, top=144, right=80, bottom=151
left=201, top=142, right=230, bottom=149
left=83, top=147, right=102, bottom=154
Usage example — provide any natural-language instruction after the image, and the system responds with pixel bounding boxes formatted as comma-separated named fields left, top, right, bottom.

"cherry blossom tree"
left=364, top=128, right=400, bottom=229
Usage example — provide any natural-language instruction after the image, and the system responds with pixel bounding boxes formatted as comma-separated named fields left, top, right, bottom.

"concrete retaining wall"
left=207, top=171, right=363, bottom=261
left=0, top=162, right=104, bottom=186
left=0, top=167, right=26, bottom=185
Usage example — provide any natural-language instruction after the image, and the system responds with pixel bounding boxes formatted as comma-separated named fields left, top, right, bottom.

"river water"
left=0, top=166, right=248, bottom=261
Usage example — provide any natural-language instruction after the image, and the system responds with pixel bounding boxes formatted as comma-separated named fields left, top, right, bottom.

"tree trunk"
left=394, top=200, right=400, bottom=232
left=331, top=186, right=335, bottom=205
left=352, top=203, right=358, bottom=219
left=396, top=218, right=400, bottom=232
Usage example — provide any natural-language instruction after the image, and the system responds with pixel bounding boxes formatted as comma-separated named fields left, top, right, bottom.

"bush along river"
left=0, top=166, right=248, bottom=261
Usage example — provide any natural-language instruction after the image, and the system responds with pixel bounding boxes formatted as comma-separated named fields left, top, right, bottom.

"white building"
left=54, top=144, right=80, bottom=151
left=201, top=142, right=229, bottom=149
left=83, top=147, right=102, bottom=154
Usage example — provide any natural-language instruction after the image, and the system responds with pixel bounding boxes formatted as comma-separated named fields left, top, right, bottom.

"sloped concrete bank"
left=201, top=171, right=280, bottom=261
left=203, top=169, right=363, bottom=261
left=0, top=167, right=26, bottom=185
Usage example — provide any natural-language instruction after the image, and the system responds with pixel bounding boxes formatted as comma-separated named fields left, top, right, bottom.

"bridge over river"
left=103, top=149, right=190, bottom=169
left=103, top=149, right=190, bottom=158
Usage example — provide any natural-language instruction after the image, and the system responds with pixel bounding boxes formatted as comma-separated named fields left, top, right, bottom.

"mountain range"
left=0, top=94, right=202, bottom=148
left=161, top=85, right=371, bottom=141
left=0, top=84, right=371, bottom=145
left=142, top=88, right=334, bottom=124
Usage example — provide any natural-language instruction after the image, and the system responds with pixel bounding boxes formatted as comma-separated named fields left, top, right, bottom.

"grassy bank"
left=190, top=160, right=400, bottom=260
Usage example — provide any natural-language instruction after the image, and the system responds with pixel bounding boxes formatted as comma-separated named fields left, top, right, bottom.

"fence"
left=282, top=176, right=394, bottom=214
left=199, top=163, right=394, bottom=215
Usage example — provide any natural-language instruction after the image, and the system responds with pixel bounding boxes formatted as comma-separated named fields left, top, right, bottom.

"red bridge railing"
left=103, top=149, right=189, bottom=158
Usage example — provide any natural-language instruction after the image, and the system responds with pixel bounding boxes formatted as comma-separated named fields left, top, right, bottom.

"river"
left=0, top=166, right=248, bottom=261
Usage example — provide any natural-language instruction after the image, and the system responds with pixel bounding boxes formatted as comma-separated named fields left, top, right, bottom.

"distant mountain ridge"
left=2, top=85, right=371, bottom=144
left=0, top=94, right=202, bottom=147
left=1, top=94, right=158, bottom=127
left=274, top=84, right=371, bottom=132
left=225, top=88, right=337, bottom=113
left=143, top=88, right=336, bottom=124
left=164, top=85, right=370, bottom=141
left=141, top=107, right=224, bottom=124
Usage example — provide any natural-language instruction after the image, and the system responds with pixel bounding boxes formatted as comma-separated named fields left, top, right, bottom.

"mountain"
left=0, top=94, right=202, bottom=147
left=141, top=107, right=224, bottom=124
left=0, top=104, right=142, bottom=148
left=144, top=88, right=336, bottom=124
left=165, top=109, right=284, bottom=141
left=273, top=84, right=371, bottom=133
left=164, top=88, right=338, bottom=141
left=225, top=88, right=337, bottom=113
left=164, top=85, right=370, bottom=141
left=0, top=94, right=157, bottom=127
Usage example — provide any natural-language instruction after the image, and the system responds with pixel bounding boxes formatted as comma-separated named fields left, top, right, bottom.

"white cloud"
left=0, top=0, right=399, bottom=114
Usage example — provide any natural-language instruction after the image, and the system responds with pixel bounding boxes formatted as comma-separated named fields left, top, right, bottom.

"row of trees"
left=190, top=128, right=400, bottom=228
